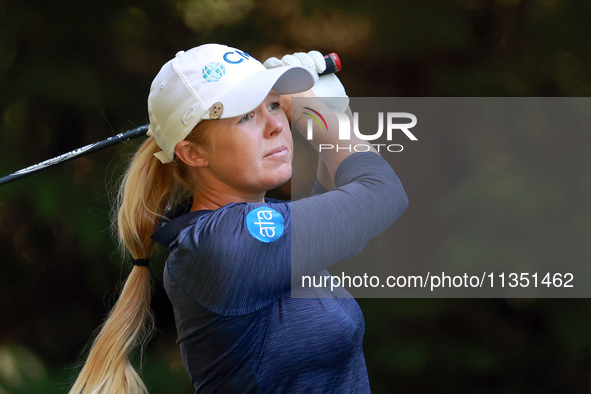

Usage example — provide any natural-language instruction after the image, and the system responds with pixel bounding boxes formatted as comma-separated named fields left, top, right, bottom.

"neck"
left=190, top=186, right=265, bottom=212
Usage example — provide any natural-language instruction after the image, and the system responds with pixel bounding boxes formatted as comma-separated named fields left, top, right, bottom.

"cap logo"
left=202, top=62, right=226, bottom=82
left=209, top=102, right=224, bottom=119
left=223, top=50, right=252, bottom=64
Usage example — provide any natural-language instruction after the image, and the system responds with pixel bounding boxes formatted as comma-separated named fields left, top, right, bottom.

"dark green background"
left=0, top=0, right=589, bottom=392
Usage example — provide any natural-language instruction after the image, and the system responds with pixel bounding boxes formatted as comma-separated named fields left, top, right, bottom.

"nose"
left=262, top=107, right=284, bottom=139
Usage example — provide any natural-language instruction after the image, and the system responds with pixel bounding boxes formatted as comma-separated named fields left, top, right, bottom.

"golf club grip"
left=319, top=53, right=341, bottom=76
left=0, top=124, right=149, bottom=187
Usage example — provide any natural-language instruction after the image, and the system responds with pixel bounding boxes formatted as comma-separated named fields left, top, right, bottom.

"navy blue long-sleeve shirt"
left=151, top=152, right=408, bottom=393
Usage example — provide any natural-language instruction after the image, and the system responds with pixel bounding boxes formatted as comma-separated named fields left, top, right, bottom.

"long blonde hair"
left=68, top=124, right=207, bottom=394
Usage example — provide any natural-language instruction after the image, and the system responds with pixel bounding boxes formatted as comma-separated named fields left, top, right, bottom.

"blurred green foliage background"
left=0, top=0, right=589, bottom=393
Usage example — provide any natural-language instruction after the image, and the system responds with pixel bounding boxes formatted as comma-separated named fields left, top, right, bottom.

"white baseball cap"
left=147, top=43, right=315, bottom=163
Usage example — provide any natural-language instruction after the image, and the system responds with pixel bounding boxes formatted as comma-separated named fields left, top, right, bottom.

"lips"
left=264, top=145, right=288, bottom=158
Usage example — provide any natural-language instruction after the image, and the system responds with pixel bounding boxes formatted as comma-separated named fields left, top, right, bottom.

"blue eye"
left=239, top=112, right=254, bottom=123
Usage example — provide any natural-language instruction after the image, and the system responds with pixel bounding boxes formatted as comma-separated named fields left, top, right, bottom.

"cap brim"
left=203, top=65, right=315, bottom=120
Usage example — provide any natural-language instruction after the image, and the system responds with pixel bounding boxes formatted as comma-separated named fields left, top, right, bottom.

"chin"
left=264, top=166, right=292, bottom=191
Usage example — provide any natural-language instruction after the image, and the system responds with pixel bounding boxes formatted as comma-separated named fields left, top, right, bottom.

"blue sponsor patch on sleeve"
left=246, top=207, right=284, bottom=243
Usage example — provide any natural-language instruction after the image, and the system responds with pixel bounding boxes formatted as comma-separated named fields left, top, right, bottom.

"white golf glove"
left=263, top=51, right=349, bottom=112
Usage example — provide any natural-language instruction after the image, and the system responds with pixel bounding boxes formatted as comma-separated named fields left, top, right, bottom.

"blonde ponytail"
left=69, top=137, right=186, bottom=394
left=68, top=266, right=153, bottom=394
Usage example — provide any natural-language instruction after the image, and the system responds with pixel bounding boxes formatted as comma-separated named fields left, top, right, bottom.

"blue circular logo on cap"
left=202, top=62, right=226, bottom=82
left=246, top=207, right=284, bottom=243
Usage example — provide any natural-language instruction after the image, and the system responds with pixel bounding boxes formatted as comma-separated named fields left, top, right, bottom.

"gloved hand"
left=263, top=51, right=349, bottom=112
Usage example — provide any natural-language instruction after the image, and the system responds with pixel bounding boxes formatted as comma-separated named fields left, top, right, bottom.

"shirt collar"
left=150, top=197, right=202, bottom=248
left=151, top=209, right=209, bottom=248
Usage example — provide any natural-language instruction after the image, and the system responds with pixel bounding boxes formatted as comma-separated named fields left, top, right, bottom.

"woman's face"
left=197, top=90, right=292, bottom=197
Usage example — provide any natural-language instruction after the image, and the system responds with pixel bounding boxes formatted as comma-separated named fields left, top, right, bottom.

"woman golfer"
left=69, top=43, right=408, bottom=394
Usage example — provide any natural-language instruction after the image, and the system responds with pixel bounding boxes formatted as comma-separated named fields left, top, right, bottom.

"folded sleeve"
left=310, top=179, right=329, bottom=196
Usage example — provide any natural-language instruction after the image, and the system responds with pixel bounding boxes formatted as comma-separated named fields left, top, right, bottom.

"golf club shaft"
left=0, top=124, right=149, bottom=187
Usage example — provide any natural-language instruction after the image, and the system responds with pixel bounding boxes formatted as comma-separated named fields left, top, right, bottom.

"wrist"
left=286, top=90, right=316, bottom=124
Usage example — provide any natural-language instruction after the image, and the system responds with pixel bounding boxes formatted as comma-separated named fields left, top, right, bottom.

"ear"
left=174, top=141, right=209, bottom=167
